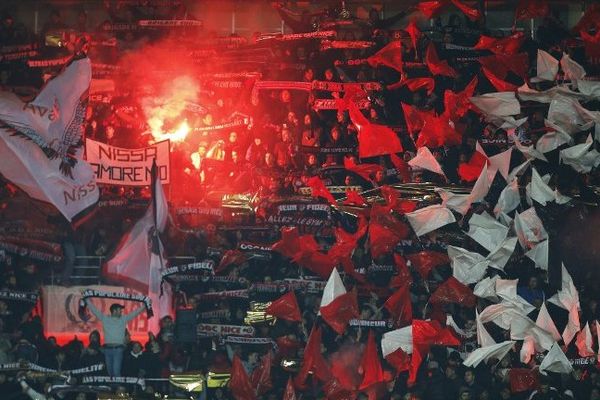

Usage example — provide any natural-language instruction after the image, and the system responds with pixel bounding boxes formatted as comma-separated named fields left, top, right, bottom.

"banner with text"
left=85, top=139, right=170, bottom=186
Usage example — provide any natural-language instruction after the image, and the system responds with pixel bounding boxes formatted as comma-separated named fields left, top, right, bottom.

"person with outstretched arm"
left=85, top=300, right=145, bottom=377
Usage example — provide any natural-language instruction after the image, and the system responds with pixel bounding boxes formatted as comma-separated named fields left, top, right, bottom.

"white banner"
left=85, top=138, right=170, bottom=186
left=42, top=285, right=150, bottom=344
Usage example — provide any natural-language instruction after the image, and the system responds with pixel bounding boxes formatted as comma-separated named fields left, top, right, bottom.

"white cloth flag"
left=548, top=264, right=580, bottom=311
left=494, top=179, right=520, bottom=217
left=470, top=92, right=520, bottom=117
left=320, top=268, right=346, bottom=308
left=474, top=276, right=499, bottom=301
left=467, top=212, right=508, bottom=252
left=514, top=207, right=548, bottom=250
left=561, top=52, right=586, bottom=83
left=408, top=146, right=445, bottom=176
left=548, top=97, right=595, bottom=135
left=562, top=303, right=581, bottom=347
left=512, top=135, right=548, bottom=162
left=463, top=341, right=514, bottom=368
left=577, top=80, right=600, bottom=98
left=526, top=168, right=570, bottom=206
left=0, top=56, right=98, bottom=221
left=517, top=83, right=588, bottom=103
left=575, top=322, right=594, bottom=357
left=536, top=120, right=572, bottom=154
left=487, top=237, right=518, bottom=271
left=488, top=148, right=512, bottom=181
left=539, top=342, right=574, bottom=375
left=526, top=240, right=549, bottom=271
left=476, top=309, right=496, bottom=347
left=496, top=279, right=536, bottom=316
left=405, top=204, right=456, bottom=237
left=437, top=164, right=491, bottom=216
left=532, top=50, right=559, bottom=82
left=381, top=326, right=413, bottom=357
left=536, top=302, right=562, bottom=341
left=560, top=135, right=600, bottom=173
left=104, top=167, right=171, bottom=332
left=520, top=336, right=536, bottom=364
left=509, top=313, right=555, bottom=352
left=448, top=245, right=488, bottom=285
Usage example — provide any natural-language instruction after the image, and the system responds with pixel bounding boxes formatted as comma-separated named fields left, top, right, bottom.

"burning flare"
left=141, top=75, right=199, bottom=143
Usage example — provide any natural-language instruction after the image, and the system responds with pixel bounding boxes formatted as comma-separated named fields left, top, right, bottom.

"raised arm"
left=85, top=298, right=106, bottom=322
left=123, top=304, right=145, bottom=322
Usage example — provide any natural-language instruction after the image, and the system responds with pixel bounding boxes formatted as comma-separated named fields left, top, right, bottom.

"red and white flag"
left=319, top=268, right=359, bottom=334
left=0, top=55, right=98, bottom=222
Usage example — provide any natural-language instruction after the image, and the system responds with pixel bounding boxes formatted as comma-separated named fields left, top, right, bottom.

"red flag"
left=385, top=347, right=411, bottom=374
left=474, top=32, right=525, bottom=55
left=509, top=368, right=540, bottom=393
left=359, top=331, right=386, bottom=392
left=295, top=250, right=336, bottom=280
left=272, top=226, right=319, bottom=262
left=401, top=102, right=427, bottom=138
left=380, top=185, right=417, bottom=214
left=482, top=67, right=519, bottom=92
left=276, top=336, right=301, bottom=358
left=388, top=154, right=412, bottom=183
left=389, top=77, right=435, bottom=94
left=230, top=355, right=256, bottom=400
left=283, top=376, right=297, bottom=400
left=391, top=254, right=413, bottom=289
left=307, top=176, right=336, bottom=204
left=408, top=319, right=462, bottom=384
left=443, top=76, right=478, bottom=121
left=344, top=188, right=367, bottom=206
left=478, top=55, right=509, bottom=79
left=515, top=0, right=549, bottom=20
left=429, top=277, right=476, bottom=307
left=426, top=43, right=457, bottom=78
left=266, top=291, right=302, bottom=322
left=251, top=352, right=273, bottom=396
left=349, top=102, right=403, bottom=159
left=369, top=206, right=411, bottom=259
left=320, top=291, right=360, bottom=335
left=216, top=249, right=247, bottom=274
left=573, top=4, right=600, bottom=33
left=295, top=326, right=331, bottom=387
left=368, top=40, right=403, bottom=73
left=406, top=19, right=421, bottom=55
left=384, top=284, right=413, bottom=327
left=416, top=113, right=462, bottom=148
left=449, top=0, right=481, bottom=21
left=344, top=157, right=383, bottom=182
left=458, top=148, right=488, bottom=182
left=405, top=251, right=449, bottom=279
left=335, top=88, right=367, bottom=115
left=581, top=29, right=600, bottom=44
left=323, top=378, right=355, bottom=400
left=417, top=1, right=445, bottom=18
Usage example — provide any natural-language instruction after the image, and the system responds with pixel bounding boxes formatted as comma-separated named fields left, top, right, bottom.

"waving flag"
left=426, top=43, right=457, bottom=78
left=348, top=101, right=403, bottom=158
left=0, top=54, right=98, bottom=222
left=515, top=0, right=549, bottom=20
left=368, top=40, right=403, bottom=73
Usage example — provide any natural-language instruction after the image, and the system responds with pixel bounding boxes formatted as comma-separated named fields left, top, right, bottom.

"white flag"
left=494, top=179, right=520, bottom=217
left=539, top=342, right=573, bottom=375
left=467, top=212, right=509, bottom=253
left=536, top=302, right=561, bottom=341
left=548, top=97, right=595, bottom=135
left=320, top=268, right=346, bottom=308
left=474, top=276, right=499, bottom=301
left=548, top=264, right=580, bottom=311
left=562, top=303, right=581, bottom=347
left=560, top=135, right=600, bottom=173
left=561, top=52, right=586, bottom=83
left=575, top=322, right=594, bottom=357
left=448, top=245, right=488, bottom=285
left=463, top=341, right=514, bottom=367
left=514, top=207, right=548, bottom=250
left=405, top=204, right=456, bottom=237
left=577, top=80, right=600, bottom=98
left=487, top=237, right=518, bottom=271
left=520, top=336, right=536, bottom=363
left=532, top=50, right=559, bottom=82
left=381, top=326, right=413, bottom=356
left=535, top=120, right=572, bottom=154
left=476, top=309, right=496, bottom=347
left=0, top=56, right=98, bottom=221
left=526, top=168, right=556, bottom=206
left=526, top=240, right=549, bottom=271
left=470, top=92, right=521, bottom=117
left=408, top=146, right=445, bottom=176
